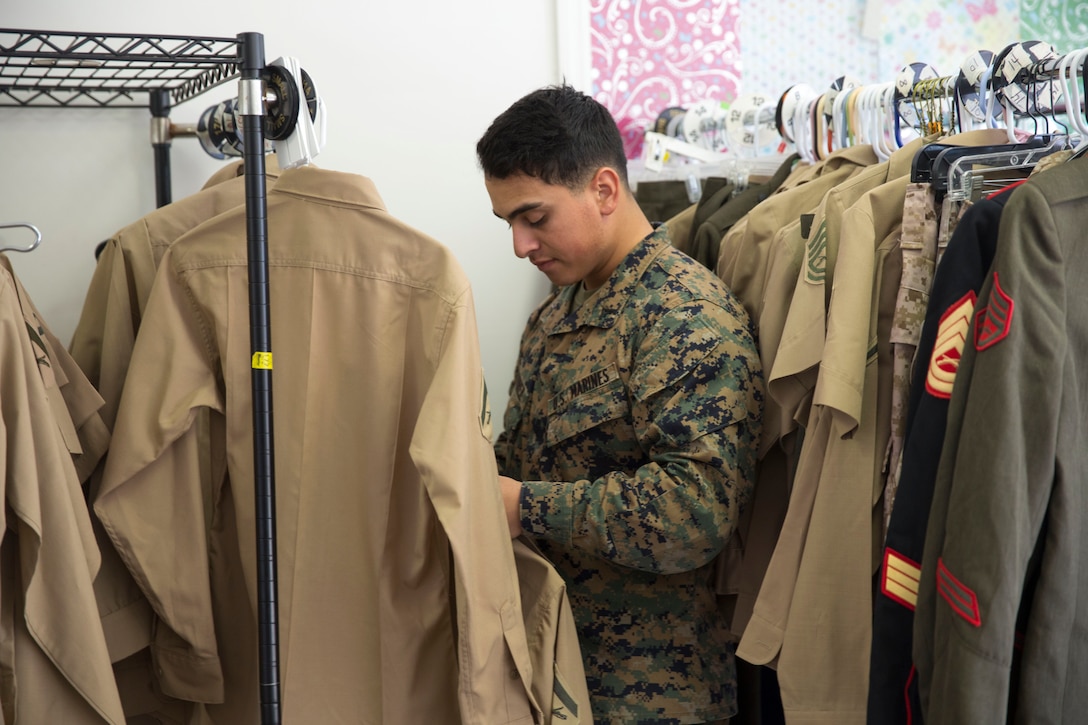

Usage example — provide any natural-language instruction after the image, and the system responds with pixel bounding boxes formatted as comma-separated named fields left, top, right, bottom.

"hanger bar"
left=1009, top=47, right=1088, bottom=84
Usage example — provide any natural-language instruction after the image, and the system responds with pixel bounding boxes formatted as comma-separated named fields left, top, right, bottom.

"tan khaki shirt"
left=0, top=260, right=125, bottom=724
left=512, top=537, right=592, bottom=725
left=68, top=161, right=284, bottom=722
left=70, top=161, right=281, bottom=429
left=709, top=145, right=877, bottom=648
left=95, top=167, right=539, bottom=723
left=739, top=161, right=917, bottom=724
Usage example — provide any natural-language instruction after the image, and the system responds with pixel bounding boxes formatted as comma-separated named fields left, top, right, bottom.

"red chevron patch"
left=974, top=272, right=1014, bottom=351
left=937, top=558, right=981, bottom=627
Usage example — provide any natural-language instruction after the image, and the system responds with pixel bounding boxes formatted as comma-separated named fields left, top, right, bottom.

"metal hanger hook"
left=0, top=222, right=42, bottom=253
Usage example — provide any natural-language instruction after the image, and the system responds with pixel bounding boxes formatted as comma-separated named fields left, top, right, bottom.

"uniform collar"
left=818, top=143, right=880, bottom=173
left=887, top=133, right=938, bottom=179
left=546, top=226, right=671, bottom=335
left=271, top=165, right=386, bottom=211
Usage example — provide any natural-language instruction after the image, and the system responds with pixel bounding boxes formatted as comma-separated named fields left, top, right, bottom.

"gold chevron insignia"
left=882, top=548, right=921, bottom=610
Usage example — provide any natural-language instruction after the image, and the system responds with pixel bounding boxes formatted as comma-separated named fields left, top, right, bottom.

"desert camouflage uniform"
left=495, top=228, right=764, bottom=724
left=883, top=182, right=940, bottom=531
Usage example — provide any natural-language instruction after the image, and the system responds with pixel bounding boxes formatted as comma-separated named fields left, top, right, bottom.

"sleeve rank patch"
left=479, top=370, right=494, bottom=442
left=974, top=272, right=1014, bottom=351
left=926, top=291, right=977, bottom=400
left=937, top=558, right=982, bottom=627
left=881, top=548, right=922, bottom=610
left=551, top=664, right=581, bottom=723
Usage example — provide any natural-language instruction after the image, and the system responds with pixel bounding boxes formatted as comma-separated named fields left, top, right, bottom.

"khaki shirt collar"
left=887, top=134, right=940, bottom=179
left=272, top=165, right=386, bottom=211
left=819, top=143, right=880, bottom=173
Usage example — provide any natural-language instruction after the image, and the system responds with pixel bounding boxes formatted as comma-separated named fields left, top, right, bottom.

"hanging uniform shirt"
left=0, top=256, right=110, bottom=486
left=730, top=141, right=915, bottom=708
left=0, top=259, right=125, bottom=725
left=70, top=157, right=281, bottom=429
left=94, top=166, right=540, bottom=724
left=635, top=179, right=699, bottom=224
left=868, top=180, right=1021, bottom=725
left=67, top=159, right=283, bottom=723
left=497, top=227, right=764, bottom=724
left=689, top=153, right=799, bottom=272
left=915, top=156, right=1088, bottom=724
left=882, top=182, right=940, bottom=530
left=716, top=144, right=878, bottom=308
left=512, top=537, right=593, bottom=725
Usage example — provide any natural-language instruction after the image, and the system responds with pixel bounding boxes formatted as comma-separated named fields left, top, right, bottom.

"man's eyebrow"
left=493, top=201, right=544, bottom=223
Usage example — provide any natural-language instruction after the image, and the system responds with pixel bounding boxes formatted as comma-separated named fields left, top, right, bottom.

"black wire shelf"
left=0, top=29, right=240, bottom=108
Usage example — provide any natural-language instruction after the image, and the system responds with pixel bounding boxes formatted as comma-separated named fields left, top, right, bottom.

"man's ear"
left=590, top=167, right=622, bottom=215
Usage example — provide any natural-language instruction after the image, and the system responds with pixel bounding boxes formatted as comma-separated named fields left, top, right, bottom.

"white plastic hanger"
left=1062, top=48, right=1088, bottom=145
left=858, top=84, right=881, bottom=152
left=790, top=85, right=820, bottom=164
left=1058, top=50, right=1081, bottom=136
left=876, top=83, right=900, bottom=159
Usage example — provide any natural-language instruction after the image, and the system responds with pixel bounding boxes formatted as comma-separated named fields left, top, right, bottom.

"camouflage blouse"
left=495, top=228, right=764, bottom=724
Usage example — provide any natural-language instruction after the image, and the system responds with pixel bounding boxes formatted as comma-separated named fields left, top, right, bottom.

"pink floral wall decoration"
left=590, top=0, right=742, bottom=158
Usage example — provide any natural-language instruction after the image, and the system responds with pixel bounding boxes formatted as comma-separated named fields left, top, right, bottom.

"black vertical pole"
left=149, top=88, right=172, bottom=207
left=237, top=31, right=282, bottom=725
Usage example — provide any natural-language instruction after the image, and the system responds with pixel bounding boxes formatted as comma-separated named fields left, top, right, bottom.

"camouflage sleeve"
left=494, top=294, right=553, bottom=478
left=520, top=300, right=764, bottom=574
left=493, top=373, right=520, bottom=477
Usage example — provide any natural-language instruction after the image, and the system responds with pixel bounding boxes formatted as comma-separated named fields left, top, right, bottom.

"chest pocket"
left=545, top=366, right=629, bottom=447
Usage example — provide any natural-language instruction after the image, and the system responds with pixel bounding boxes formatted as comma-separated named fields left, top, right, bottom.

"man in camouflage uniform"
left=477, top=84, right=764, bottom=725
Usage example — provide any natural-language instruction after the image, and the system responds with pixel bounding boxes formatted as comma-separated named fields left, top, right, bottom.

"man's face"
left=486, top=172, right=613, bottom=289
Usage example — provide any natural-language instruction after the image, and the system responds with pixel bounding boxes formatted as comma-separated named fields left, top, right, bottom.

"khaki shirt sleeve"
left=69, top=236, right=121, bottom=391
left=409, top=289, right=538, bottom=725
left=1, top=268, right=126, bottom=724
left=94, top=250, right=225, bottom=704
left=69, top=221, right=158, bottom=430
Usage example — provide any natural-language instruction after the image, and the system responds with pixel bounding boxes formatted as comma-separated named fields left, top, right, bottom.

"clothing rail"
left=0, top=28, right=283, bottom=725
left=0, top=29, right=241, bottom=206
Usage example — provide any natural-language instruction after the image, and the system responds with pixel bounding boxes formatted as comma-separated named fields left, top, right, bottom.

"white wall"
left=0, top=0, right=558, bottom=428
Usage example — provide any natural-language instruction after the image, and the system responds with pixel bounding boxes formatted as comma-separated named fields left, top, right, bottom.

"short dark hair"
left=476, top=84, right=629, bottom=190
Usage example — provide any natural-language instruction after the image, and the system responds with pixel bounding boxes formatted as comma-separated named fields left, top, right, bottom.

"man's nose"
left=512, top=227, right=539, bottom=259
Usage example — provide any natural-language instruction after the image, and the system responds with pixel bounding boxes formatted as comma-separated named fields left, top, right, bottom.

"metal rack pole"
left=237, top=31, right=282, bottom=725
left=149, top=89, right=173, bottom=207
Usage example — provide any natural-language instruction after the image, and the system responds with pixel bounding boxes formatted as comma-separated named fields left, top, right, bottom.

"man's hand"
left=498, top=475, right=524, bottom=538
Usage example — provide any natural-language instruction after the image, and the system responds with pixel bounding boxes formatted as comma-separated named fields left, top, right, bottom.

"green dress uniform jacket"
left=915, top=156, right=1088, bottom=725
left=95, top=166, right=542, bottom=724
left=497, top=227, right=764, bottom=724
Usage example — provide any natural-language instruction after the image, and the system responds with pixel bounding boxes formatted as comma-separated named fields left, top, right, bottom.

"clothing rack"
left=0, top=28, right=284, bottom=725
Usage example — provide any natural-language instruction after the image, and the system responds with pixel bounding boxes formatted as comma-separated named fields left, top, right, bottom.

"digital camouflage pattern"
left=495, top=228, right=764, bottom=724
